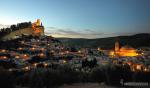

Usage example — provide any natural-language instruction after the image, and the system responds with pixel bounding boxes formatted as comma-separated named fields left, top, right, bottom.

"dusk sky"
left=0, top=0, right=150, bottom=38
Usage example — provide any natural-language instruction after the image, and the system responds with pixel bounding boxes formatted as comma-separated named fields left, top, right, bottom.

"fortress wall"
left=36, top=26, right=45, bottom=36
left=39, top=26, right=45, bottom=35
left=2, top=28, right=34, bottom=40
left=2, top=26, right=44, bottom=40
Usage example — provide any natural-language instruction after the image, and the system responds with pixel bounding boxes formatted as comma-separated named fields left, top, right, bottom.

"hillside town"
left=0, top=20, right=149, bottom=71
left=1, top=0, right=150, bottom=88
left=0, top=20, right=150, bottom=88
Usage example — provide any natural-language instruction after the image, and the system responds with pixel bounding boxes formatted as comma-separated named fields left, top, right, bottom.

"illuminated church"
left=109, top=41, right=138, bottom=57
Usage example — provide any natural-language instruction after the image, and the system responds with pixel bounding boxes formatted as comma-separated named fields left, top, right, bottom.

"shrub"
left=58, top=65, right=80, bottom=84
left=0, top=67, right=15, bottom=88
left=91, top=67, right=106, bottom=83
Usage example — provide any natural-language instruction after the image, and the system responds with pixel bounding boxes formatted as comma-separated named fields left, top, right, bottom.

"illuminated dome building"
left=110, top=41, right=138, bottom=57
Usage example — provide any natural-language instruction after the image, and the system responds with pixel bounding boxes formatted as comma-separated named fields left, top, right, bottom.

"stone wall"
left=2, top=26, right=44, bottom=40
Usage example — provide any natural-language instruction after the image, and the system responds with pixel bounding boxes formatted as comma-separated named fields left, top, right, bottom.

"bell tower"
left=115, top=41, right=119, bottom=52
left=36, top=19, right=41, bottom=26
left=31, top=19, right=45, bottom=36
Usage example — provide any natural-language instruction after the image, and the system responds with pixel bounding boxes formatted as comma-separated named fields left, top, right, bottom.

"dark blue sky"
left=0, top=0, right=150, bottom=38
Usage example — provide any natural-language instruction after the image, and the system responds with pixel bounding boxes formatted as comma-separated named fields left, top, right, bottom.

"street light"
left=78, top=50, right=81, bottom=53
left=136, top=64, right=142, bottom=71
left=31, top=47, right=35, bottom=51
left=24, top=66, right=30, bottom=71
left=63, top=60, right=66, bottom=63
left=1, top=49, right=6, bottom=53
left=66, top=51, right=69, bottom=54
left=15, top=55, right=20, bottom=59
left=44, top=63, right=48, bottom=67
left=2, top=56, right=7, bottom=59
left=33, top=63, right=37, bottom=67
left=18, top=47, right=23, bottom=50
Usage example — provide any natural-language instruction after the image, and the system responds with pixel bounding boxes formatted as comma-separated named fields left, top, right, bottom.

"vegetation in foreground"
left=0, top=64, right=150, bottom=88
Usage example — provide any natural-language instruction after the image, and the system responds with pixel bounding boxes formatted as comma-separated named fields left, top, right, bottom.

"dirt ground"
left=58, top=83, right=123, bottom=88
left=16, top=83, right=126, bottom=88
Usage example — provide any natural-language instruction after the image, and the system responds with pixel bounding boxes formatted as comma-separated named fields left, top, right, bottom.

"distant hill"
left=57, top=33, right=150, bottom=49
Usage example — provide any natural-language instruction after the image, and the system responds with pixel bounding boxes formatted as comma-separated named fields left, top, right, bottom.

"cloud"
left=45, top=26, right=150, bottom=39
left=45, top=27, right=116, bottom=38
left=58, top=29, right=82, bottom=35
left=84, top=29, right=95, bottom=32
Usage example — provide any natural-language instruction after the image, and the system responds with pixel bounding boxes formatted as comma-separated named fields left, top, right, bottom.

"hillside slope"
left=57, top=33, right=150, bottom=49
left=2, top=27, right=34, bottom=40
